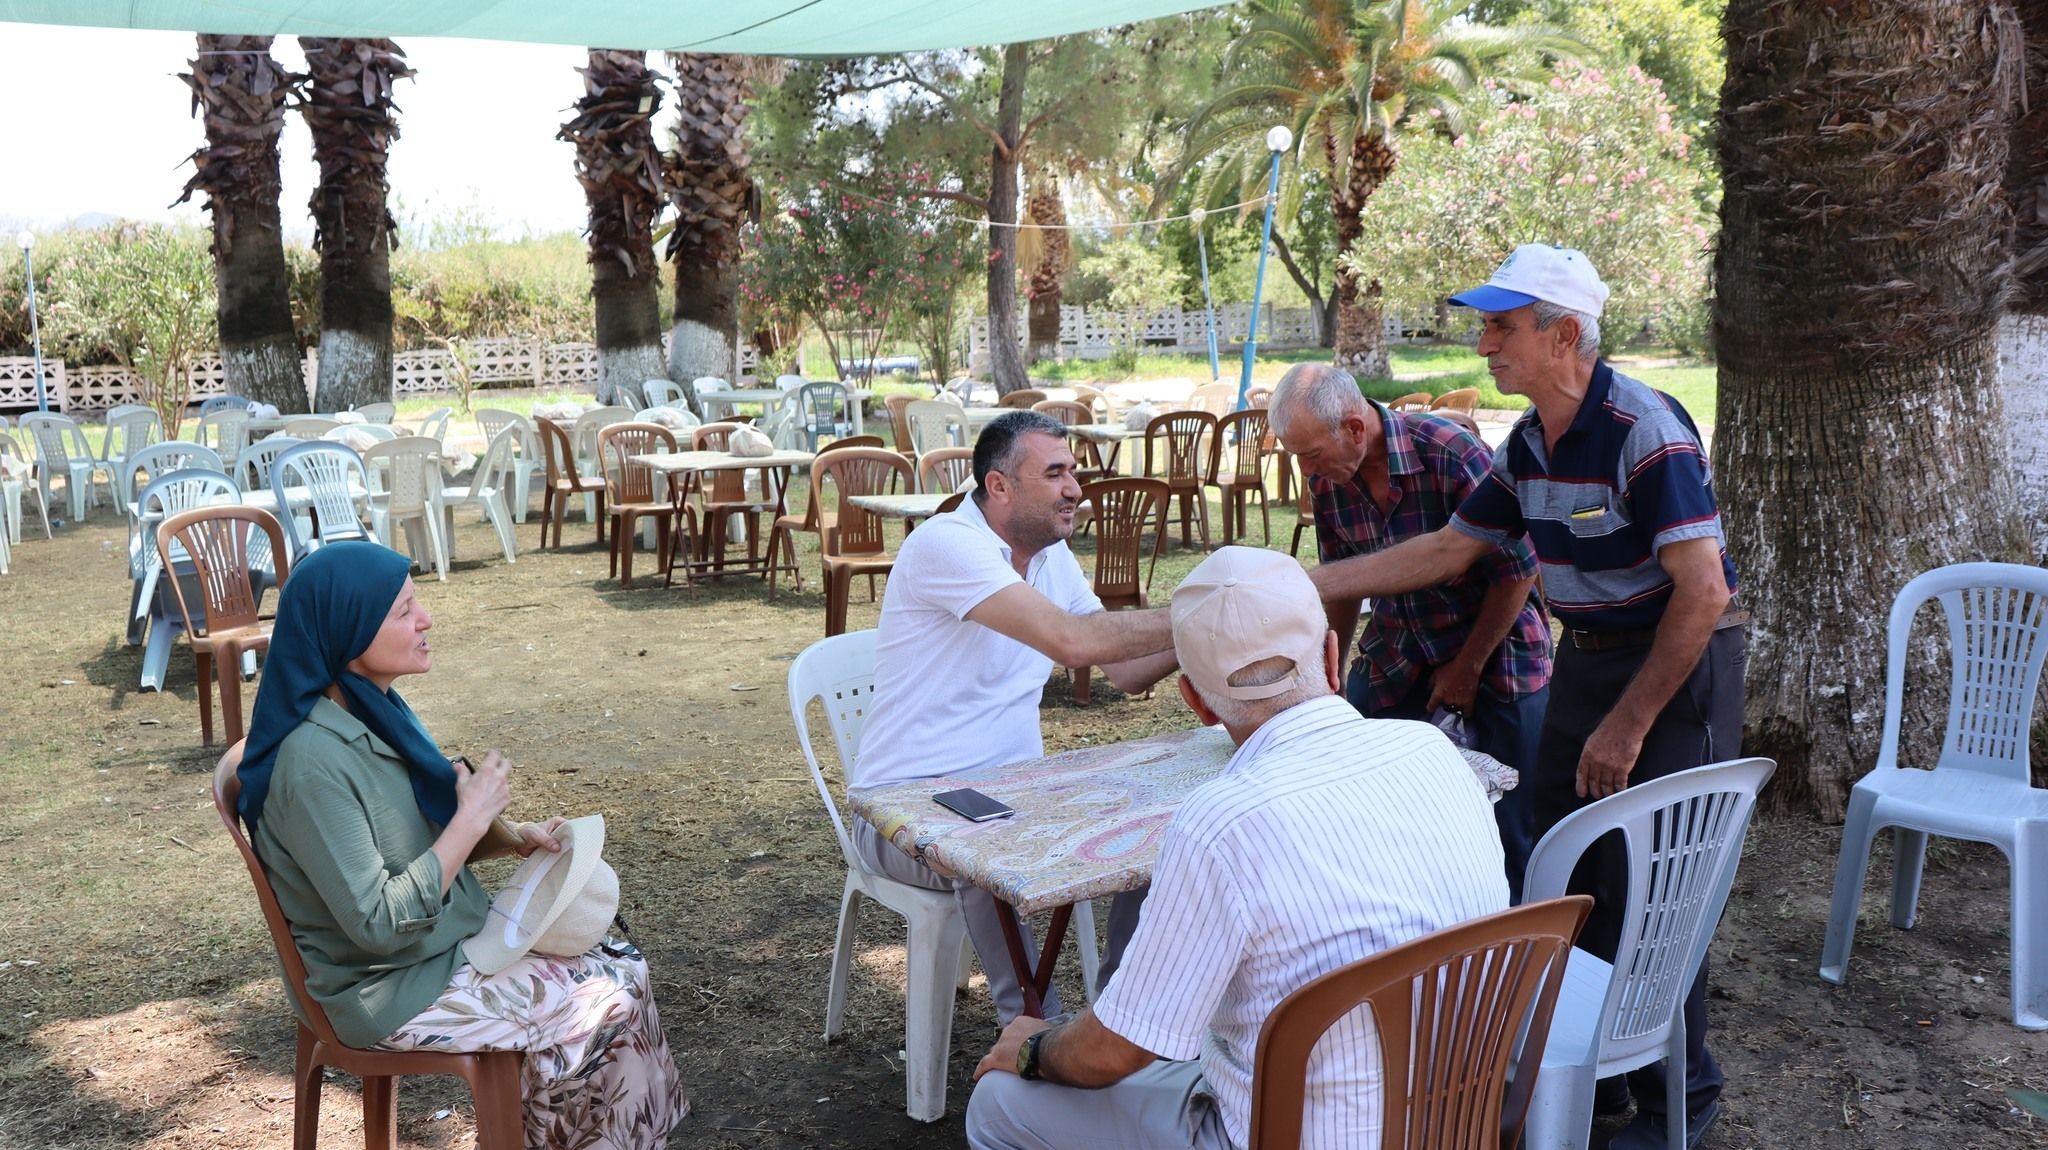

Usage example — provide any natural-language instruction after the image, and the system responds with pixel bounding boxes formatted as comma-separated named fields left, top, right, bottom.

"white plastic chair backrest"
left=787, top=629, right=881, bottom=873
left=104, top=407, right=162, bottom=461
left=774, top=373, right=808, bottom=392
left=572, top=406, right=634, bottom=472
left=1879, top=562, right=2048, bottom=781
left=136, top=469, right=239, bottom=574
left=124, top=441, right=226, bottom=508
left=271, top=441, right=369, bottom=553
left=353, top=402, right=397, bottom=425
left=689, top=376, right=728, bottom=402
left=905, top=400, right=965, bottom=459
left=20, top=413, right=83, bottom=467
left=365, top=436, right=441, bottom=516
left=642, top=379, right=684, bottom=408
left=417, top=408, right=453, bottom=442
left=235, top=437, right=295, bottom=492
left=197, top=408, right=251, bottom=454
left=282, top=416, right=341, bottom=439
left=463, top=426, right=519, bottom=497
left=474, top=408, right=536, bottom=459
left=1523, top=756, right=1775, bottom=1071
left=611, top=386, right=646, bottom=413
left=197, top=394, right=249, bottom=417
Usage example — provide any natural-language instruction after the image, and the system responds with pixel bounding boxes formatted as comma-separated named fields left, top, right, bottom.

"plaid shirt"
left=1311, top=402, right=1551, bottom=710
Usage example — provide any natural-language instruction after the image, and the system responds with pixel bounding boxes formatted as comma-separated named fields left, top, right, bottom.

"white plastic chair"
left=20, top=412, right=108, bottom=519
left=690, top=376, right=732, bottom=421
left=194, top=408, right=252, bottom=468
left=196, top=394, right=249, bottom=417
left=774, top=373, right=808, bottom=392
left=438, top=426, right=519, bottom=565
left=270, top=441, right=371, bottom=561
left=794, top=382, right=856, bottom=451
left=234, top=437, right=296, bottom=494
left=642, top=379, right=685, bottom=409
left=412, top=407, right=454, bottom=442
left=101, top=405, right=163, bottom=478
left=119, top=441, right=225, bottom=512
left=1820, top=563, right=2048, bottom=1029
left=1518, top=757, right=1776, bottom=1150
left=0, top=436, right=51, bottom=545
left=130, top=469, right=243, bottom=686
left=352, top=401, right=396, bottom=425
left=364, top=437, right=449, bottom=581
left=788, top=629, right=1098, bottom=1123
left=475, top=409, right=542, bottom=524
left=281, top=416, right=342, bottom=439
left=905, top=400, right=967, bottom=461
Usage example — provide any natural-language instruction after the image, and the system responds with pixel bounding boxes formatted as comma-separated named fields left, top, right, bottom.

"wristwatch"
left=1016, top=1030, right=1048, bottom=1080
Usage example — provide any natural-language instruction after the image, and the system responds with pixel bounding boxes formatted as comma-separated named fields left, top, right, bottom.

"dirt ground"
left=0, top=473, right=2042, bottom=1149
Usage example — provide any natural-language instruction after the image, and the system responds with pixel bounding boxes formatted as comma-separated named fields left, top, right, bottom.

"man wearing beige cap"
left=964, top=546, right=1506, bottom=1150
left=1309, top=245, right=1742, bottom=1149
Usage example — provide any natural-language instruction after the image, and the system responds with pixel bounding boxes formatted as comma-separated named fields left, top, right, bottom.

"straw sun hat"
left=464, top=814, right=619, bottom=976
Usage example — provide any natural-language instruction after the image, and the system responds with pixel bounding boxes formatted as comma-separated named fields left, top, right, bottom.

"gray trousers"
left=967, top=1060, right=1232, bottom=1150
left=854, top=821, right=1147, bottom=1023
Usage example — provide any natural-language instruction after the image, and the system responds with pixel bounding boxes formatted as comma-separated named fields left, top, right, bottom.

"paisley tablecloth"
left=848, top=726, right=1515, bottom=915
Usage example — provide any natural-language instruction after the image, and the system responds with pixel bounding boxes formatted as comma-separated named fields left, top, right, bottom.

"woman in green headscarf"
left=235, top=541, right=688, bottom=1149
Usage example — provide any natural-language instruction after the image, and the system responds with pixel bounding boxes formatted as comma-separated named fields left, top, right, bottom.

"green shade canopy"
left=0, top=0, right=1227, bottom=53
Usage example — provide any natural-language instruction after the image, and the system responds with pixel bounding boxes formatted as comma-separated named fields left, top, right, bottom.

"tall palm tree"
left=562, top=49, right=668, bottom=408
left=664, top=52, right=758, bottom=403
left=2000, top=0, right=2048, bottom=559
left=300, top=36, right=411, bottom=412
left=1186, top=0, right=1574, bottom=377
left=1021, top=163, right=1072, bottom=363
left=1716, top=0, right=2028, bottom=816
left=177, top=35, right=307, bottom=413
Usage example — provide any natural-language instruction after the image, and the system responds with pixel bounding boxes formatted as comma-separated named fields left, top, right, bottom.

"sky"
left=0, top=23, right=629, bottom=242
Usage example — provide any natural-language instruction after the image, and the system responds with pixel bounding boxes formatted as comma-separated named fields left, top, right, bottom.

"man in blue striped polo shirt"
left=1307, top=245, right=1743, bottom=1150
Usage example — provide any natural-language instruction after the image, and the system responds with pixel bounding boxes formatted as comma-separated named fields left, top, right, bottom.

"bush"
left=1075, top=239, right=1187, bottom=378
left=1345, top=62, right=1714, bottom=356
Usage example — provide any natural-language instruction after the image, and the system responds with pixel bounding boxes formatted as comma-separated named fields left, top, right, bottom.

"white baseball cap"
left=1449, top=244, right=1610, bottom=318
left=1171, top=547, right=1329, bottom=702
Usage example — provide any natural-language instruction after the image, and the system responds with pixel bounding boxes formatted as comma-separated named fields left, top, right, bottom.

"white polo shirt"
left=853, top=496, right=1102, bottom=788
left=1091, top=695, right=1508, bottom=1149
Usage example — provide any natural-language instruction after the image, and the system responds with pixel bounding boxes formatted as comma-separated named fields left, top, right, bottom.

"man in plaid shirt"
left=1270, top=363, right=1550, bottom=897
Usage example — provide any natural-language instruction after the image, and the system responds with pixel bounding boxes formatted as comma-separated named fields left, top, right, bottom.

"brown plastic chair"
left=1142, top=410, right=1216, bottom=549
left=916, top=446, right=975, bottom=495
left=883, top=393, right=919, bottom=458
left=1389, top=391, right=1434, bottom=413
left=211, top=749, right=525, bottom=1150
left=597, top=422, right=693, bottom=589
left=1247, top=895, right=1592, bottom=1150
left=1289, top=455, right=1317, bottom=559
left=1211, top=408, right=1274, bottom=546
left=997, top=388, right=1048, bottom=410
left=157, top=506, right=291, bottom=746
left=1433, top=410, right=1485, bottom=441
left=1034, top=399, right=1112, bottom=481
left=535, top=418, right=606, bottom=552
left=813, top=447, right=912, bottom=635
left=766, top=435, right=886, bottom=600
left=1068, top=383, right=1113, bottom=422
left=1430, top=387, right=1480, bottom=416
left=1244, top=385, right=1273, bottom=409
left=1066, top=478, right=1166, bottom=703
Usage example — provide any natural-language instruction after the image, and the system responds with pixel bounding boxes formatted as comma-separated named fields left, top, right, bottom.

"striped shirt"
left=1092, top=695, right=1508, bottom=1149
left=1449, top=362, right=1738, bottom=631
left=1310, top=401, right=1550, bottom=710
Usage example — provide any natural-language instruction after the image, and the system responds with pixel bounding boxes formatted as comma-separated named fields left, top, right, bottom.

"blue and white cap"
left=1448, top=244, right=1610, bottom=318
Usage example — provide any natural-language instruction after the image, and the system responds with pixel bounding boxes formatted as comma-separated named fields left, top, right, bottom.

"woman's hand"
left=513, top=816, right=568, bottom=857
left=452, top=751, right=513, bottom=833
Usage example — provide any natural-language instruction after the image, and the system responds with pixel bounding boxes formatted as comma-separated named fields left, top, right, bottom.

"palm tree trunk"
left=179, top=35, right=306, bottom=413
left=2000, top=0, right=2048, bottom=558
left=301, top=36, right=410, bottom=413
left=1717, top=0, right=2028, bottom=818
left=563, top=50, right=667, bottom=407
left=1330, top=132, right=1394, bottom=379
left=1024, top=165, right=1069, bottom=364
left=987, top=42, right=1030, bottom=396
left=665, top=52, right=753, bottom=414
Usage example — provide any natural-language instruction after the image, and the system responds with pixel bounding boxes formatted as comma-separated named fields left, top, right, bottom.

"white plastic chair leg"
left=902, top=907, right=967, bottom=1123
left=1820, top=786, right=1881, bottom=984
left=1075, top=899, right=1101, bottom=1003
left=424, top=507, right=449, bottom=582
left=824, top=875, right=860, bottom=1041
left=1521, top=1046, right=1595, bottom=1150
left=483, top=493, right=517, bottom=563
left=956, top=937, right=976, bottom=990
left=1889, top=826, right=1929, bottom=929
left=2011, top=821, right=2048, bottom=1029
left=1664, top=1012, right=1687, bottom=1150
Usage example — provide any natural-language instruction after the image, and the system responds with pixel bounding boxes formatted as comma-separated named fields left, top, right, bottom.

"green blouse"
left=251, top=697, right=488, bottom=1048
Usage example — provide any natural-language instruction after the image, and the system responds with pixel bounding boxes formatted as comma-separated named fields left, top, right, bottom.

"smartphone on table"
left=933, top=787, right=1016, bottom=822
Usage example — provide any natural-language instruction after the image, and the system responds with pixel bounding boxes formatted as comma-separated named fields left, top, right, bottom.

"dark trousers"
left=1344, top=663, right=1548, bottom=902
left=1532, top=626, right=1745, bottom=1121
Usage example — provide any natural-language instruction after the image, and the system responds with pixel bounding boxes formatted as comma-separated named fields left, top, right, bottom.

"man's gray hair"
left=1533, top=301, right=1601, bottom=359
left=1267, top=363, right=1368, bottom=439
left=1187, top=647, right=1327, bottom=728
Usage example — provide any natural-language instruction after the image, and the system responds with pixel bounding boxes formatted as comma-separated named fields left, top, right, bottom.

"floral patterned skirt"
left=376, top=938, right=689, bottom=1150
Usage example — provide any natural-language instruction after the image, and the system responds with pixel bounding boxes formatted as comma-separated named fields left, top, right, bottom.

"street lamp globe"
left=15, top=231, right=31, bottom=252
left=1189, top=207, right=1207, bottom=228
left=1265, top=125, right=1293, bottom=154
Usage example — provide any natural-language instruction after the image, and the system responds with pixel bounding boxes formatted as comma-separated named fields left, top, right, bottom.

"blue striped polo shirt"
left=1448, top=361, right=1738, bottom=631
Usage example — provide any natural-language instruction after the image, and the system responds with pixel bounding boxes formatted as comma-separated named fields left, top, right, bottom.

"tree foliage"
left=1075, top=237, right=1187, bottom=375
left=39, top=223, right=214, bottom=431
left=1344, top=63, right=1713, bottom=354
left=1468, top=0, right=1725, bottom=142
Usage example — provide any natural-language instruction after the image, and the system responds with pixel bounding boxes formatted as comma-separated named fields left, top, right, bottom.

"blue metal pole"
left=21, top=244, right=46, bottom=411
left=1196, top=229, right=1221, bottom=382
left=1237, top=148, right=1284, bottom=413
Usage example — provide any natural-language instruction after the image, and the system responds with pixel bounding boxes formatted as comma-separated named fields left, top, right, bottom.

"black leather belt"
left=1568, top=609, right=1749, bottom=651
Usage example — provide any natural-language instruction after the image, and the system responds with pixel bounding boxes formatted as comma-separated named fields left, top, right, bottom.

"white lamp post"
left=1190, top=207, right=1221, bottom=383
left=1237, top=126, right=1293, bottom=411
left=16, top=231, right=47, bottom=412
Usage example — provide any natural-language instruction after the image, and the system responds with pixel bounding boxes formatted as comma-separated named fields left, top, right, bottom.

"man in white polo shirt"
left=854, top=410, right=1181, bottom=1022
left=963, top=546, right=1507, bottom=1149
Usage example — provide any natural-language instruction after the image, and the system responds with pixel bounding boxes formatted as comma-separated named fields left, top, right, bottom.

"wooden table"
left=699, top=388, right=874, bottom=436
left=850, top=726, right=1515, bottom=1016
left=630, top=449, right=816, bottom=581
